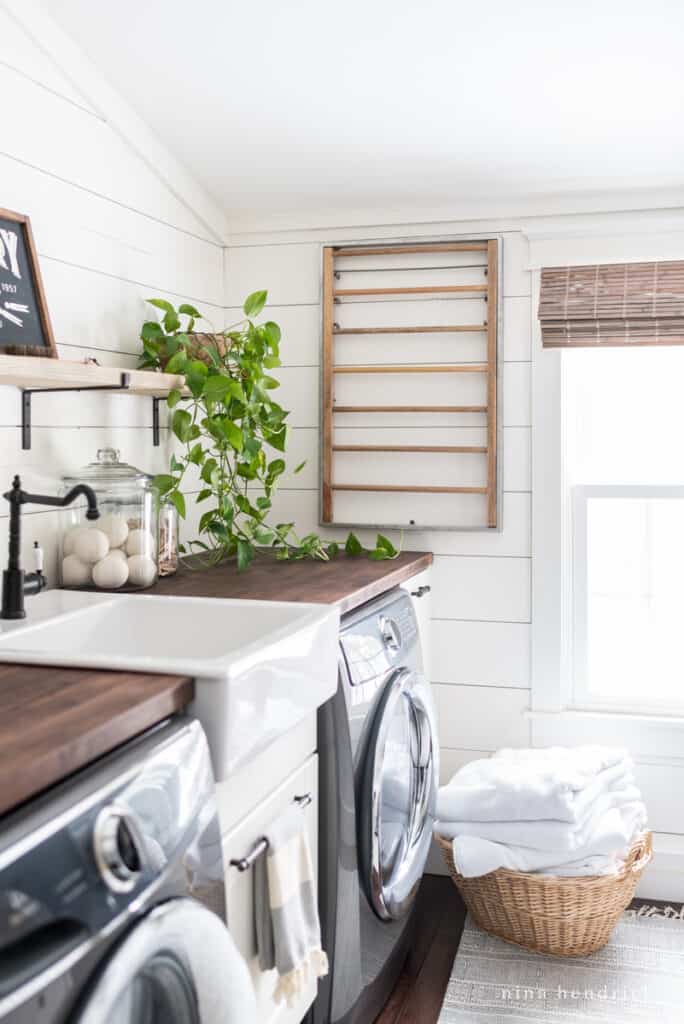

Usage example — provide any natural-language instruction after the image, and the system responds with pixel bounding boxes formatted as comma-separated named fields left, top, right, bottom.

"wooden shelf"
left=0, top=354, right=186, bottom=396
left=333, top=285, right=487, bottom=298
left=333, top=324, right=486, bottom=335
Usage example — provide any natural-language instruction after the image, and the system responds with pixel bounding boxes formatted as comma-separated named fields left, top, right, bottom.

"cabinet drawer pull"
left=229, top=792, right=313, bottom=872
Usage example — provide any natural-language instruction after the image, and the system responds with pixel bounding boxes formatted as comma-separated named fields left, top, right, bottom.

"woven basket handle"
left=628, top=834, right=653, bottom=874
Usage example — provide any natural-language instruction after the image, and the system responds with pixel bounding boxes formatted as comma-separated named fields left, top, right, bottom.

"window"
left=562, top=347, right=684, bottom=713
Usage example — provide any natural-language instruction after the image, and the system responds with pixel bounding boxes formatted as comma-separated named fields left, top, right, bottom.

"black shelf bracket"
left=152, top=396, right=162, bottom=447
left=21, top=373, right=135, bottom=450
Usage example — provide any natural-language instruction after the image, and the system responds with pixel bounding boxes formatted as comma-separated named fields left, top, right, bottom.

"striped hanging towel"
left=254, top=803, right=328, bottom=1006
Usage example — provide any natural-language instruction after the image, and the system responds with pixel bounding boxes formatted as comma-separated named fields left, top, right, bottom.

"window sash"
left=572, top=484, right=684, bottom=713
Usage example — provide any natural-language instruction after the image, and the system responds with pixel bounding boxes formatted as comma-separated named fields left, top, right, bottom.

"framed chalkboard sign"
left=0, top=208, right=57, bottom=357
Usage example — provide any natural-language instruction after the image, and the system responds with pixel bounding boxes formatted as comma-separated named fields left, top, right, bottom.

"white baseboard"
left=636, top=833, right=684, bottom=902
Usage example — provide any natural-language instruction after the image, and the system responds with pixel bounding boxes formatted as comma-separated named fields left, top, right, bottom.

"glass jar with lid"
left=60, top=448, right=159, bottom=591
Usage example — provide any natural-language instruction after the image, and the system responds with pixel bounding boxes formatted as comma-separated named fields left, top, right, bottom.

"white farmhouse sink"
left=0, top=590, right=339, bottom=779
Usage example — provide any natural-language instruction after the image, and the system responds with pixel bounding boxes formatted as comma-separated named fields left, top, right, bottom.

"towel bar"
left=229, top=793, right=312, bottom=872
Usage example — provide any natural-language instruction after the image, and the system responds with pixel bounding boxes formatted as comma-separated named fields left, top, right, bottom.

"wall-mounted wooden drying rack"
left=321, top=239, right=500, bottom=530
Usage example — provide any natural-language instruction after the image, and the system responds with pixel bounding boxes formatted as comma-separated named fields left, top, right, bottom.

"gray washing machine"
left=315, top=586, right=438, bottom=1024
left=0, top=716, right=255, bottom=1024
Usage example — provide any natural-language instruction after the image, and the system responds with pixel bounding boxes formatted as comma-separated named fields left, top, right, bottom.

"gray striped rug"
left=439, top=907, right=684, bottom=1023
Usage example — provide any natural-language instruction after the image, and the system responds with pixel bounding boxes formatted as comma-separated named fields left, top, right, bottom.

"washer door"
left=74, top=900, right=256, bottom=1024
left=359, top=669, right=438, bottom=922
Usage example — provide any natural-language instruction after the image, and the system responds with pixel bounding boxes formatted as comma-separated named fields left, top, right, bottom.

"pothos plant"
left=138, top=290, right=400, bottom=570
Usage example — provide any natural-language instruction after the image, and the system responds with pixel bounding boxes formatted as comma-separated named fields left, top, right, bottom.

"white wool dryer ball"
left=63, top=525, right=89, bottom=556
left=126, top=554, right=157, bottom=588
left=72, top=528, right=109, bottom=564
left=126, top=528, right=154, bottom=557
left=98, top=513, right=129, bottom=549
left=62, top=554, right=92, bottom=587
left=107, top=548, right=128, bottom=563
left=92, top=553, right=129, bottom=589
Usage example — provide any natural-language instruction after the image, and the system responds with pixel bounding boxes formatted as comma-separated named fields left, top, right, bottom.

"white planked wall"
left=224, top=232, right=533, bottom=792
left=0, top=10, right=223, bottom=582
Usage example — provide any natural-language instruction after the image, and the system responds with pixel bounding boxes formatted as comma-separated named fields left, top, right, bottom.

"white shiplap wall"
left=0, top=9, right=223, bottom=582
left=224, top=233, right=533, bottom=789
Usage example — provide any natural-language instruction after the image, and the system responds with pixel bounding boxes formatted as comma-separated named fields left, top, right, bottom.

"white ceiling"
left=49, top=0, right=684, bottom=228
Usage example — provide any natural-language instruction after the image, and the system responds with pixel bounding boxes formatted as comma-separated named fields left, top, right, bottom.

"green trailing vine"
left=138, top=291, right=400, bottom=570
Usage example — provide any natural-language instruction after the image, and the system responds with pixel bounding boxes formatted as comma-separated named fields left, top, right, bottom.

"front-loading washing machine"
left=315, top=586, right=438, bottom=1024
left=0, top=716, right=256, bottom=1024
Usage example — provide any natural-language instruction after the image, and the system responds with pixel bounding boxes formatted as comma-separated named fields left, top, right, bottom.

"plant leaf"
left=152, top=474, right=176, bottom=496
left=237, top=539, right=254, bottom=572
left=293, top=461, right=306, bottom=474
left=345, top=532, right=364, bottom=556
left=262, top=321, right=281, bottom=346
left=172, top=409, right=193, bottom=443
left=375, top=533, right=398, bottom=557
left=165, top=350, right=188, bottom=375
left=243, top=290, right=267, bottom=318
left=141, top=321, right=165, bottom=342
left=147, top=298, right=175, bottom=314
left=167, top=388, right=183, bottom=408
left=178, top=303, right=202, bottom=318
left=168, top=489, right=186, bottom=519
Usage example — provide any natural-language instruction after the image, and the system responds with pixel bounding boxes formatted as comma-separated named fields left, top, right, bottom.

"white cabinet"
left=219, top=751, right=319, bottom=1024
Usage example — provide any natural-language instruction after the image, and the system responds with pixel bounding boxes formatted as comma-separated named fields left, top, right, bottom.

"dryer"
left=315, top=586, right=438, bottom=1024
left=0, top=716, right=256, bottom=1024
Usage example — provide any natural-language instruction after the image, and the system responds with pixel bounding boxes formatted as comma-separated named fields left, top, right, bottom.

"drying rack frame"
left=319, top=236, right=503, bottom=532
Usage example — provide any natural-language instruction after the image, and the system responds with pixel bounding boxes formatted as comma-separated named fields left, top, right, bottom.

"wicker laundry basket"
left=436, top=830, right=652, bottom=957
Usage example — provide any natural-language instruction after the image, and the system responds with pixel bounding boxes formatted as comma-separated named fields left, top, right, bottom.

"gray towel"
left=254, top=803, right=328, bottom=1006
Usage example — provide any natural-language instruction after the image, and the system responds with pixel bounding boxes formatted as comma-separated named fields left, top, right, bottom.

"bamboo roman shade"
left=539, top=260, right=684, bottom=347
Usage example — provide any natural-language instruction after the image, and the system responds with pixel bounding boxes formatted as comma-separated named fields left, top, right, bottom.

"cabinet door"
left=222, top=754, right=319, bottom=1024
left=402, top=567, right=433, bottom=682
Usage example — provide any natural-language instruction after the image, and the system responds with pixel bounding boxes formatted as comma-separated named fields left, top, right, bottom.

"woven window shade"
left=539, top=260, right=684, bottom=347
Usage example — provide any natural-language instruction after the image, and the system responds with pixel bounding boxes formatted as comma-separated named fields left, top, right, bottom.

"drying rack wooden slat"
left=332, top=484, right=488, bottom=495
left=333, top=363, right=488, bottom=375
left=333, top=445, right=488, bottom=454
left=333, top=284, right=487, bottom=298
left=321, top=240, right=499, bottom=527
left=332, top=404, right=488, bottom=414
left=333, top=324, right=486, bottom=335
left=486, top=239, right=498, bottom=528
left=334, top=243, right=489, bottom=257
left=321, top=247, right=335, bottom=522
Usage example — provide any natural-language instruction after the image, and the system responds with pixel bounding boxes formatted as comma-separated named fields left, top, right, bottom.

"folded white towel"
left=437, top=748, right=633, bottom=824
left=436, top=782, right=640, bottom=851
left=449, top=802, right=647, bottom=878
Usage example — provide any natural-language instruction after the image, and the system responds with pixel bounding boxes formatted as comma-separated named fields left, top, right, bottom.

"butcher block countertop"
left=0, top=666, right=193, bottom=818
left=151, top=549, right=433, bottom=615
left=0, top=550, right=430, bottom=818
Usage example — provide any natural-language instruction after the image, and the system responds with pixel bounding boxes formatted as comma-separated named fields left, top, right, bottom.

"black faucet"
left=1, top=475, right=100, bottom=620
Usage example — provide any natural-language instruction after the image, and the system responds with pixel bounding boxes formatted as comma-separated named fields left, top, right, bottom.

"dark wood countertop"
left=151, top=549, right=433, bottom=615
left=0, top=549, right=429, bottom=817
left=0, top=665, right=193, bottom=818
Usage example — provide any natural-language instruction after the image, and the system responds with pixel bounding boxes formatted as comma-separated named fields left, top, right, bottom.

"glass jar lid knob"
left=97, top=448, right=120, bottom=465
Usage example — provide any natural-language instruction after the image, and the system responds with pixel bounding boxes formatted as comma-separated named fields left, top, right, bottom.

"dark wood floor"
left=376, top=876, right=466, bottom=1024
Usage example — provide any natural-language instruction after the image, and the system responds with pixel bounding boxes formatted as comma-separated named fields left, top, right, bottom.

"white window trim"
left=530, top=269, right=684, bottom=757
